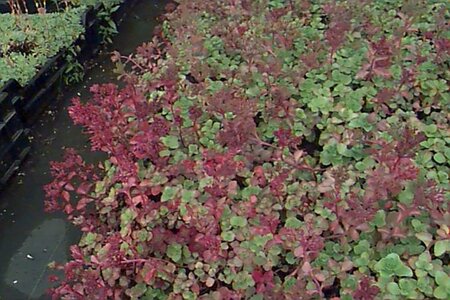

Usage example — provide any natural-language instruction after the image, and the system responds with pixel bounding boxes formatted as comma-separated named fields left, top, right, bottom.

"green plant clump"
left=0, top=8, right=84, bottom=86
left=0, top=0, right=123, bottom=87
left=45, top=0, right=449, bottom=299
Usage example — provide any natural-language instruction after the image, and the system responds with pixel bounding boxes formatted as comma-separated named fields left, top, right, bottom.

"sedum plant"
left=0, top=8, right=85, bottom=86
left=45, top=1, right=449, bottom=299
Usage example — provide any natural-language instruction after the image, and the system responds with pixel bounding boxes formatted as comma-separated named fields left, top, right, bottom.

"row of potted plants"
left=45, top=0, right=449, bottom=299
left=0, top=0, right=123, bottom=87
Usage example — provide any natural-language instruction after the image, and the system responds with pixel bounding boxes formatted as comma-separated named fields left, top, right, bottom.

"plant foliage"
left=45, top=1, right=449, bottom=299
left=0, top=8, right=84, bottom=85
left=0, top=0, right=123, bottom=86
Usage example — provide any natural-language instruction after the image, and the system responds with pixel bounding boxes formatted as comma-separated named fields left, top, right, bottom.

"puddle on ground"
left=4, top=219, right=68, bottom=299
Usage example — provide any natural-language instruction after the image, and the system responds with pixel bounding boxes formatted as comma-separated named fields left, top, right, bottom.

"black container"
left=2, top=111, right=23, bottom=138
left=0, top=79, right=20, bottom=97
left=0, top=123, right=11, bottom=154
left=0, top=92, right=15, bottom=121
left=85, top=21, right=102, bottom=55
left=21, top=51, right=66, bottom=101
left=0, top=144, right=17, bottom=182
left=0, top=2, right=8, bottom=13
left=10, top=128, right=30, bottom=156
left=17, top=67, right=64, bottom=125
left=111, top=0, right=140, bottom=25
left=82, top=6, right=97, bottom=28
left=112, top=1, right=127, bottom=24
left=0, top=129, right=30, bottom=187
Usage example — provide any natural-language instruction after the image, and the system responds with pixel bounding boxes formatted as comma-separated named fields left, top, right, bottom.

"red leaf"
left=90, top=255, right=100, bottom=265
left=132, top=195, right=147, bottom=206
left=64, top=204, right=74, bottom=215
left=76, top=182, right=91, bottom=195
left=294, top=246, right=304, bottom=258
left=62, top=191, right=70, bottom=202
left=151, top=186, right=161, bottom=196
left=76, top=198, right=90, bottom=211
left=65, top=183, right=75, bottom=191
left=142, top=263, right=156, bottom=284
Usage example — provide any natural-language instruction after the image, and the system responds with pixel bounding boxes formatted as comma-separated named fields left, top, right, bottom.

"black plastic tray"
left=0, top=129, right=30, bottom=186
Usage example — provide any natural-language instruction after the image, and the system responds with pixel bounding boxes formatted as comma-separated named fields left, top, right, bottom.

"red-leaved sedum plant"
left=45, top=1, right=449, bottom=299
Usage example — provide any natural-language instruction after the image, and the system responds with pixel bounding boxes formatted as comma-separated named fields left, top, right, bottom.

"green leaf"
left=141, top=287, right=167, bottom=300
left=159, top=149, right=171, bottom=157
left=161, top=136, right=180, bottom=149
left=336, top=143, right=347, bottom=155
left=230, top=216, right=248, bottom=227
left=120, top=208, right=137, bottom=225
left=331, top=70, right=352, bottom=85
left=445, top=148, right=450, bottom=160
left=188, top=144, right=199, bottom=155
left=434, top=240, right=449, bottom=257
left=84, top=232, right=97, bottom=246
left=354, top=240, right=370, bottom=255
left=398, top=187, right=414, bottom=204
left=433, top=152, right=446, bottom=164
left=415, top=252, right=433, bottom=271
left=387, top=282, right=401, bottom=295
left=424, top=124, right=437, bottom=136
left=434, top=286, right=448, bottom=299
left=411, top=219, right=426, bottom=232
left=285, top=252, right=297, bottom=264
left=308, top=95, right=330, bottom=112
left=232, top=271, right=254, bottom=290
left=371, top=210, right=386, bottom=227
left=166, top=244, right=182, bottom=263
left=354, top=252, right=370, bottom=267
left=283, top=277, right=297, bottom=290
left=285, top=217, right=303, bottom=229
left=241, top=186, right=261, bottom=199
left=161, top=186, right=178, bottom=202
left=418, top=276, right=433, bottom=295
left=253, top=234, right=272, bottom=247
left=435, top=271, right=449, bottom=288
left=181, top=190, right=194, bottom=203
left=172, top=150, right=187, bottom=162
left=246, top=86, right=261, bottom=97
left=415, top=269, right=428, bottom=278
left=398, top=279, right=417, bottom=296
left=415, top=232, right=433, bottom=247
left=182, top=291, right=196, bottom=300
left=221, top=231, right=235, bottom=242
left=374, top=253, right=413, bottom=278
left=126, top=283, right=147, bottom=298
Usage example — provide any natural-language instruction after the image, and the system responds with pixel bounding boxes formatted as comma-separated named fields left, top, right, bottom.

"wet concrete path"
left=0, top=1, right=166, bottom=298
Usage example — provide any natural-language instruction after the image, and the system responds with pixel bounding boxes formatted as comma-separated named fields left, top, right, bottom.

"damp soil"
left=0, top=1, right=167, bottom=299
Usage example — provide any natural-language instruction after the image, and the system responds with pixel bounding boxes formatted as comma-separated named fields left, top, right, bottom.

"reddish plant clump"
left=45, top=1, right=449, bottom=299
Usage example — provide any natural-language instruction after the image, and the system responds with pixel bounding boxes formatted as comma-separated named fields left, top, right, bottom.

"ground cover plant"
left=0, top=8, right=84, bottom=85
left=0, top=0, right=121, bottom=86
left=45, top=0, right=449, bottom=299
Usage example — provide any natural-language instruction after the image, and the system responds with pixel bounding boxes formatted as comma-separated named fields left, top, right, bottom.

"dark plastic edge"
left=0, top=129, right=30, bottom=188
